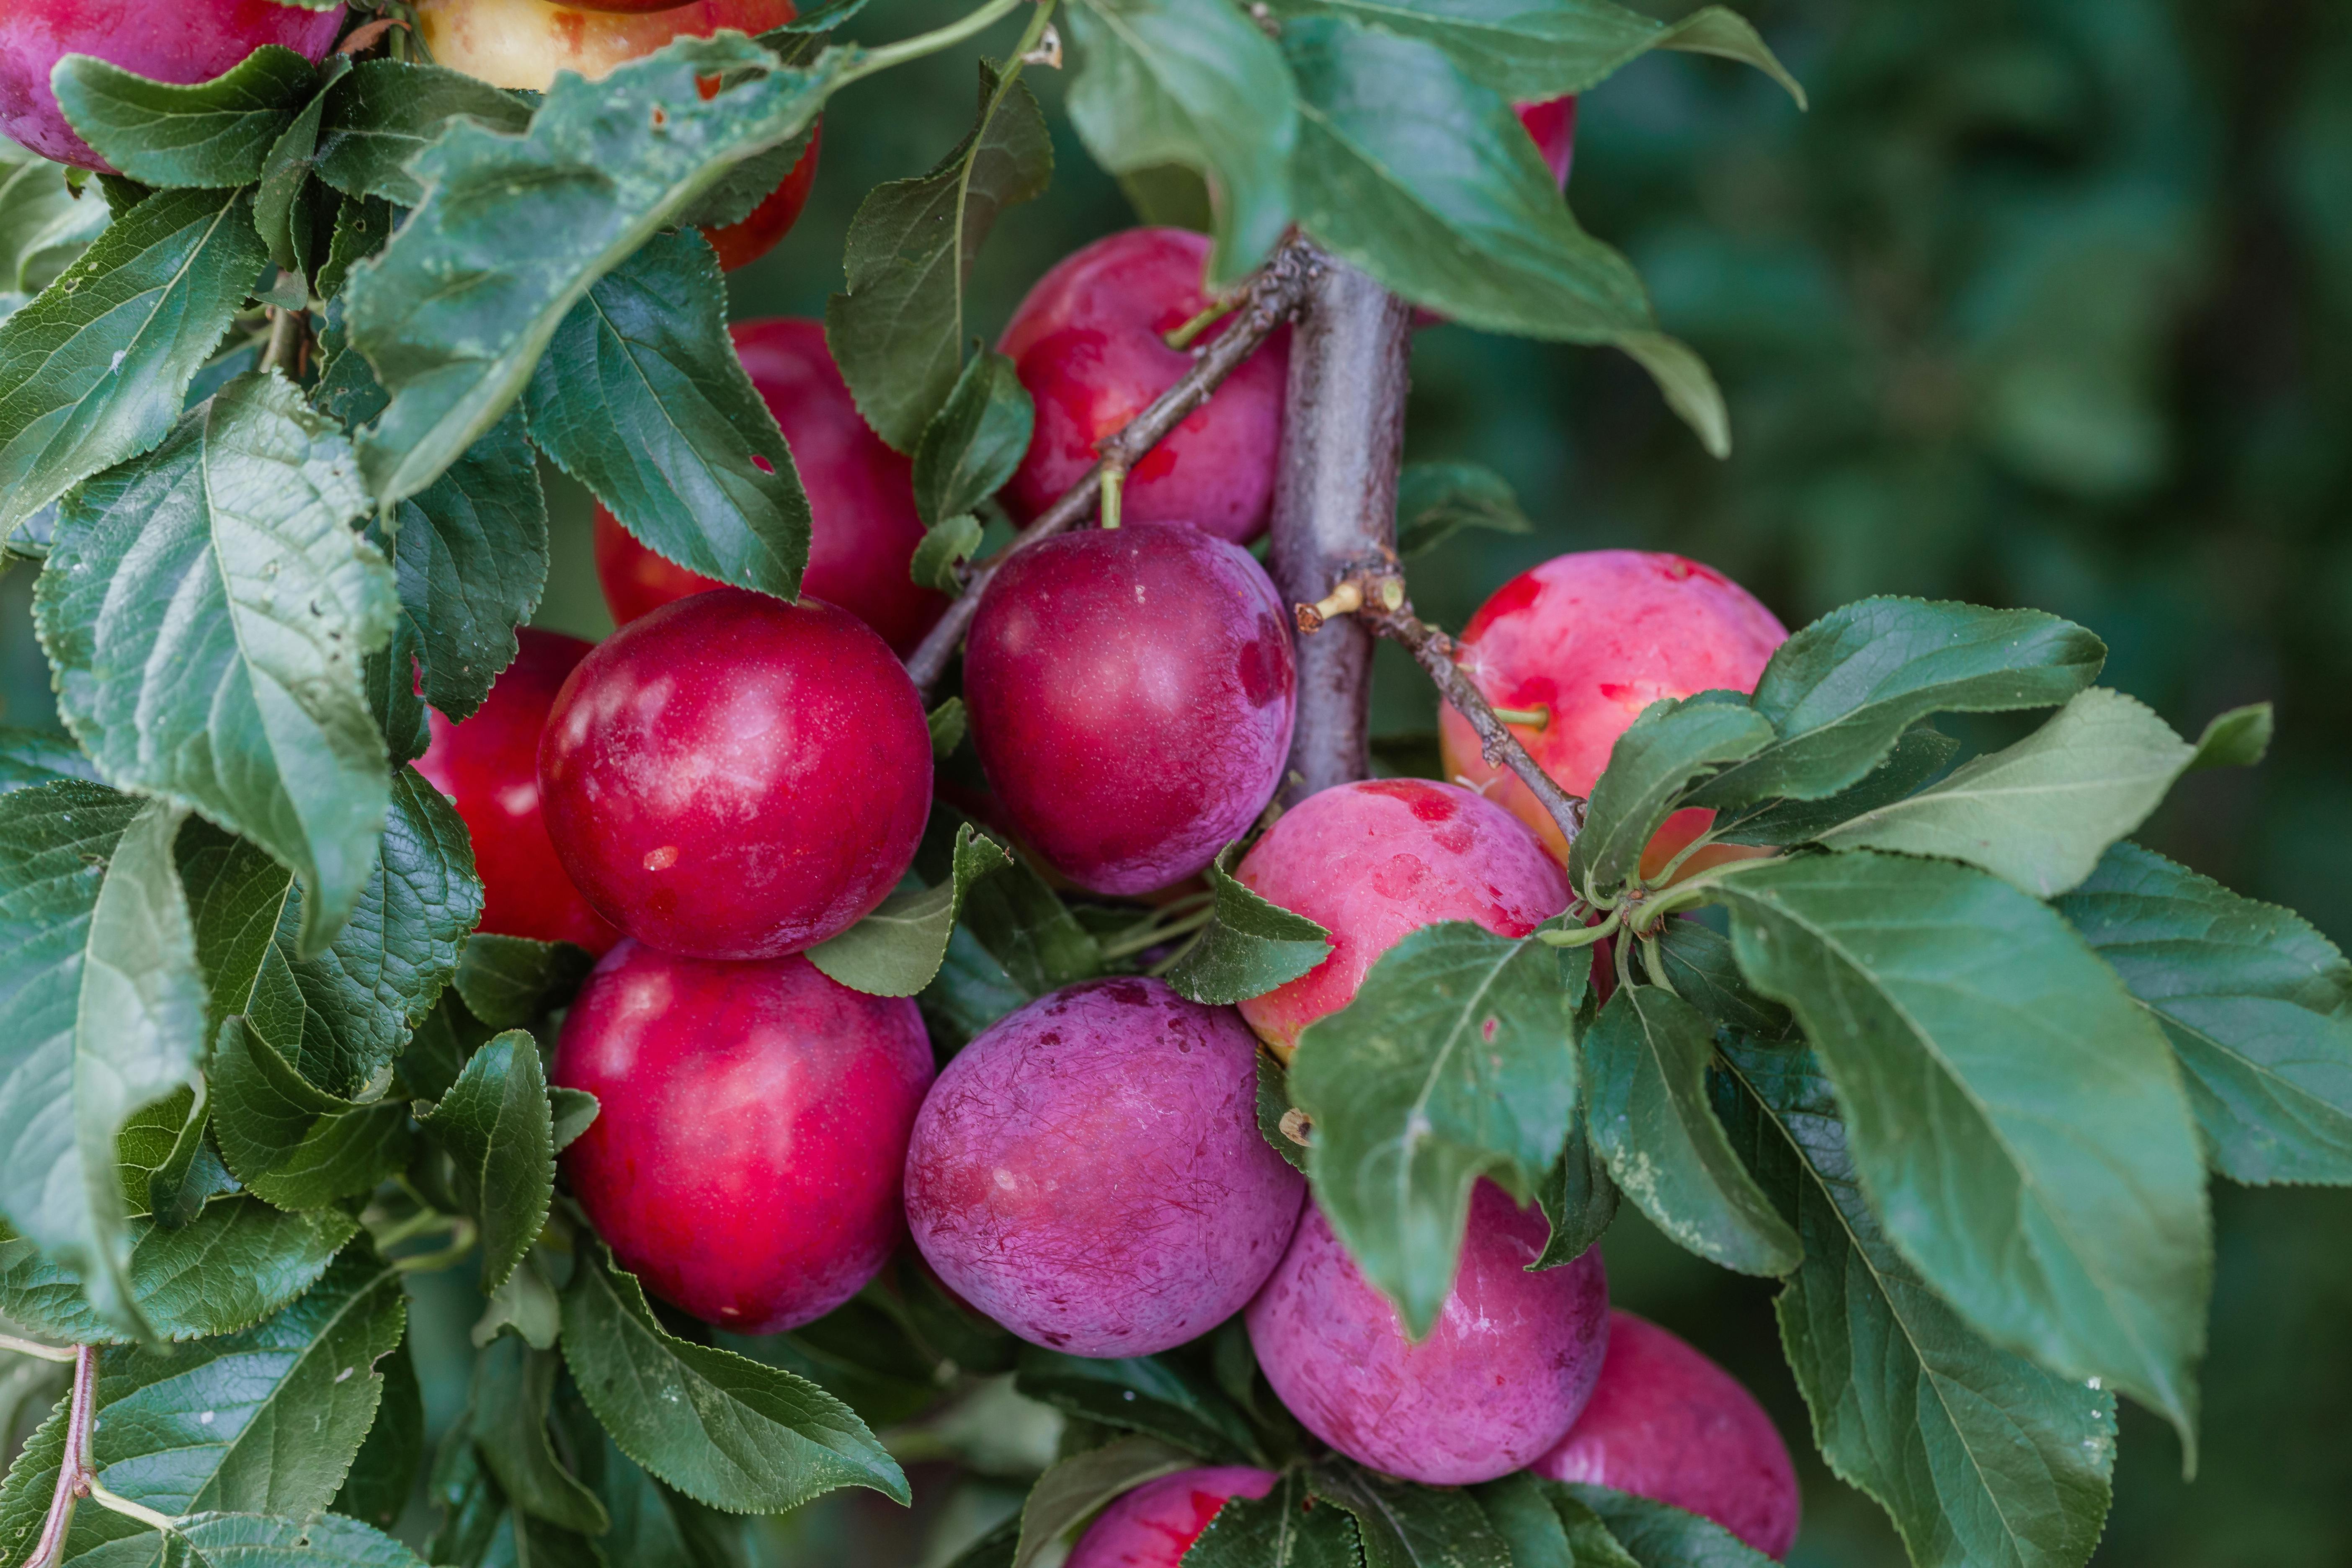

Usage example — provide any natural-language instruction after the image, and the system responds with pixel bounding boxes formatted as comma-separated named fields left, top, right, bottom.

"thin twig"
left=1315, top=573, right=1586, bottom=848
left=258, top=307, right=303, bottom=377
left=24, top=1345, right=99, bottom=1568
left=903, top=235, right=1321, bottom=693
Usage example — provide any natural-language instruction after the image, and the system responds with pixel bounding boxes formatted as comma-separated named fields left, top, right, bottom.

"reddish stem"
left=23, top=1345, right=98, bottom=1568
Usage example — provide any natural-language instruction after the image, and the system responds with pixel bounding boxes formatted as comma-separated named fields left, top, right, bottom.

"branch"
left=903, top=234, right=1320, bottom=694
left=23, top=1345, right=98, bottom=1568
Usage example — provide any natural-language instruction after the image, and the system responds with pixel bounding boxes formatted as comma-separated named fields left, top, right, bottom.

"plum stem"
left=1162, top=293, right=1240, bottom=351
left=258, top=306, right=304, bottom=377
left=22, top=1344, right=100, bottom=1568
left=903, top=233, right=1319, bottom=693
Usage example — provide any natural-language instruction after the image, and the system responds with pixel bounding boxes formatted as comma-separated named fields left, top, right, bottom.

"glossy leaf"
left=912, top=349, right=1035, bottom=526
left=37, top=370, right=398, bottom=957
left=1165, top=841, right=1333, bottom=1006
left=1559, top=1483, right=1778, bottom=1568
left=472, top=1334, right=610, bottom=1535
left=909, top=513, right=983, bottom=594
left=1282, top=18, right=1727, bottom=454
left=1065, top=0, right=1296, bottom=285
left=917, top=925, right=1031, bottom=1052
left=1710, top=726, right=1959, bottom=848
left=1717, top=1039, right=2117, bottom=1568
left=1583, top=985, right=1798, bottom=1274
left=1475, top=1472, right=1638, bottom=1568
left=1571, top=696, right=1774, bottom=895
left=0, top=783, right=203, bottom=1336
left=0, top=1196, right=355, bottom=1345
left=1393, top=461, right=1530, bottom=558
left=336, top=1338, right=425, bottom=1533
left=1013, top=1436, right=1190, bottom=1568
left=345, top=33, right=835, bottom=508
left=2057, top=841, right=2352, bottom=1186
left=1819, top=690, right=2262, bottom=897
left=808, top=823, right=1012, bottom=997
left=0, top=186, right=265, bottom=542
left=422, top=1030, right=554, bottom=1294
left=1257, top=1047, right=1311, bottom=1175
left=313, top=60, right=533, bottom=206
left=0, top=727, right=101, bottom=793
left=1690, top=600, right=2107, bottom=810
left=0, top=144, right=111, bottom=303
left=526, top=227, right=811, bottom=600
left=1289, top=921, right=1577, bottom=1335
left=948, top=832, right=1105, bottom=996
left=1182, top=1466, right=1362, bottom=1568
left=1309, top=1461, right=1512, bottom=1568
left=1532, top=1104, right=1618, bottom=1269
left=1260, top=0, right=1804, bottom=106
left=211, top=1016, right=411, bottom=1209
left=251, top=57, right=348, bottom=276
left=452, top=934, right=594, bottom=1031
left=52, top=45, right=320, bottom=189
left=172, top=1510, right=432, bottom=1567
left=1014, top=1347, right=1263, bottom=1463
left=827, top=60, right=1052, bottom=451
left=560, top=1243, right=910, bottom=1511
left=1714, top=850, right=2210, bottom=1455
left=927, top=696, right=968, bottom=757
left=316, top=345, right=549, bottom=723
left=176, top=819, right=296, bottom=1039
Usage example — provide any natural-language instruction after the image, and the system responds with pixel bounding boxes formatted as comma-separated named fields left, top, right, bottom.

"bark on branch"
left=903, top=235, right=1322, bottom=694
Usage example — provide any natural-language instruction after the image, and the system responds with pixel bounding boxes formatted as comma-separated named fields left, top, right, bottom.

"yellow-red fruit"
left=413, top=0, right=797, bottom=90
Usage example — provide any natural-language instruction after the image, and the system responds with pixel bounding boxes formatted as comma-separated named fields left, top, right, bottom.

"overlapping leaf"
left=211, top=1015, right=410, bottom=1208
left=52, top=46, right=321, bottom=189
left=1012, top=1436, right=1190, bottom=1568
left=423, top=1030, right=554, bottom=1294
left=1014, top=1347, right=1263, bottom=1463
left=1289, top=921, right=1578, bottom=1335
left=1310, top=1461, right=1511, bottom=1568
left=472, top=1334, right=610, bottom=1534
left=313, top=60, right=533, bottom=207
left=1183, top=1467, right=1362, bottom=1568
left=1394, top=461, right=1530, bottom=557
left=912, top=349, right=1034, bottom=525
left=451, top=934, right=594, bottom=1031
left=808, top=823, right=1011, bottom=997
left=1164, top=841, right=1333, bottom=1006
left=1571, top=694, right=1773, bottom=893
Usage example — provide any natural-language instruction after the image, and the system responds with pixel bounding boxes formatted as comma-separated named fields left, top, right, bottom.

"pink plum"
left=1066, top=1467, right=1280, bottom=1568
left=1246, top=1183, right=1609, bottom=1486
left=999, top=228, right=1290, bottom=544
left=537, top=587, right=931, bottom=959
left=551, top=942, right=935, bottom=1332
left=903, top=977, right=1305, bottom=1357
left=1439, top=550, right=1788, bottom=869
left=962, top=522, right=1295, bottom=896
left=1531, top=1311, right=1802, bottom=1560
left=1234, top=779, right=1571, bottom=1060
left=0, top=0, right=345, bottom=171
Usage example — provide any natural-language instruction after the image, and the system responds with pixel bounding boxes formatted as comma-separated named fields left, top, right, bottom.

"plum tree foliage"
left=0, top=3, right=2344, bottom=1568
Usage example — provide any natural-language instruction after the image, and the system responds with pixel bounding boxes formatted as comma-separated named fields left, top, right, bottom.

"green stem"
left=1536, top=907, right=1622, bottom=949
left=1641, top=931, right=1674, bottom=995
left=84, top=1483, right=175, bottom=1534
left=1632, top=853, right=1776, bottom=928
left=834, top=0, right=1037, bottom=89
left=0, top=1333, right=75, bottom=1363
left=393, top=1218, right=478, bottom=1275
left=1101, top=904, right=1216, bottom=960
left=1163, top=295, right=1240, bottom=351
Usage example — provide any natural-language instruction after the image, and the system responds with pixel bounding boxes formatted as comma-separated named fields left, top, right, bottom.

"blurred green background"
left=7, top=0, right=2349, bottom=1561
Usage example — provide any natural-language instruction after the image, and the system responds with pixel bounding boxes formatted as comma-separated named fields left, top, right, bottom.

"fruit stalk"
left=902, top=235, right=1320, bottom=693
left=1266, top=254, right=1415, bottom=798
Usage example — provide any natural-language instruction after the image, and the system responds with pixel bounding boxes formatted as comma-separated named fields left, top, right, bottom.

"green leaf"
left=211, top=1016, right=412, bottom=1208
left=526, top=227, right=811, bottom=600
left=165, top=1510, right=432, bottom=1568
left=89, top=1245, right=405, bottom=1519
left=1013, top=1347, right=1263, bottom=1463
left=52, top=46, right=321, bottom=189
left=1531, top=1102, right=1618, bottom=1269
left=1571, top=696, right=1774, bottom=895
left=1065, top=0, right=1296, bottom=286
left=0, top=727, right=101, bottom=793
left=0, top=186, right=266, bottom=542
left=336, top=1338, right=425, bottom=1532
left=1289, top=921, right=1577, bottom=1335
left=1259, top=0, right=1805, bottom=108
left=176, top=819, right=295, bottom=1040
left=807, top=823, right=1012, bottom=997
left=1185, top=1467, right=1362, bottom=1568
left=549, top=1089, right=600, bottom=1157
left=927, top=696, right=968, bottom=758
left=1716, top=1038, right=2116, bottom=1568
left=472, top=1251, right=563, bottom=1353
left=1282, top=16, right=1727, bottom=455
left=560, top=1243, right=909, bottom=1511
left=452, top=935, right=594, bottom=1031
left=345, top=33, right=834, bottom=509
left=398, top=988, right=495, bottom=1103
left=2057, top=841, right=2352, bottom=1187
left=472, top=1334, right=610, bottom=1535
left=36, top=371, right=399, bottom=956
left=565, top=1425, right=748, bottom=1568
left=1648, top=920, right=1787, bottom=1039
left=1257, top=1047, right=1311, bottom=1174
left=120, top=1080, right=230, bottom=1230
left=1013, top=1436, right=1191, bottom=1568
left=317, top=193, right=393, bottom=303
left=0, top=145, right=111, bottom=302
left=918, top=925, right=1031, bottom=1052
left=313, top=60, right=533, bottom=206
left=1710, top=725, right=1959, bottom=848
left=1309, top=1461, right=1512, bottom=1568
left=422, top=1031, right=554, bottom=1293
left=0, top=784, right=204, bottom=1336
left=1690, top=599, right=2107, bottom=811
left=316, top=344, right=550, bottom=723
left=1393, top=461, right=1530, bottom=558
left=1165, top=841, right=1333, bottom=1006
left=0, top=1195, right=356, bottom=1344
left=949, top=834, right=1104, bottom=995
left=1582, top=985, right=1798, bottom=1274
left=1474, top=1472, right=1638, bottom=1568
left=912, top=349, right=1035, bottom=525
left=2184, top=702, right=2272, bottom=770
left=910, top=513, right=983, bottom=594
left=252, top=58, right=349, bottom=277
left=826, top=59, right=1051, bottom=451
left=263, top=766, right=482, bottom=1096
left=1558, top=1483, right=1778, bottom=1568
left=1818, top=689, right=2257, bottom=897
left=1713, top=850, right=2210, bottom=1456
